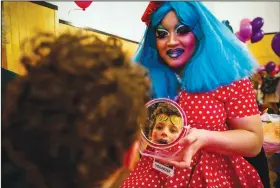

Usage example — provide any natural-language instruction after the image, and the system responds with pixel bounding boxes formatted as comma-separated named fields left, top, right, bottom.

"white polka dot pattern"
left=121, top=78, right=263, bottom=188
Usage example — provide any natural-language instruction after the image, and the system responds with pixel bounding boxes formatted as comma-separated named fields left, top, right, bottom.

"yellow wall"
left=2, top=2, right=57, bottom=75
left=248, top=33, right=280, bottom=66
left=2, top=0, right=138, bottom=75
left=58, top=22, right=139, bottom=61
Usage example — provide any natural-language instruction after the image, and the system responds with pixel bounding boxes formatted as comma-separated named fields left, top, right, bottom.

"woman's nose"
left=167, top=33, right=179, bottom=47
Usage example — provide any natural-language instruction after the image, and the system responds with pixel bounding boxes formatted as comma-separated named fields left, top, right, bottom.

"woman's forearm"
left=203, top=129, right=263, bottom=157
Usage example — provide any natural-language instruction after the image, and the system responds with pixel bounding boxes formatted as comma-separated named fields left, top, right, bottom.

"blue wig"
left=134, top=1, right=259, bottom=99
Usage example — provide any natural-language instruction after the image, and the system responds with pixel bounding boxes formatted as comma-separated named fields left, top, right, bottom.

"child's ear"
left=122, top=141, right=140, bottom=170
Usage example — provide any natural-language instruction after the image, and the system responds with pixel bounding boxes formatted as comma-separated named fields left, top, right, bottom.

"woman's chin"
left=164, top=56, right=187, bottom=68
left=167, top=61, right=186, bottom=69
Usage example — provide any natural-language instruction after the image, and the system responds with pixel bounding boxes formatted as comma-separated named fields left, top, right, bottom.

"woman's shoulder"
left=218, top=77, right=252, bottom=92
left=195, top=77, right=255, bottom=105
left=214, top=78, right=253, bottom=97
left=178, top=78, right=254, bottom=102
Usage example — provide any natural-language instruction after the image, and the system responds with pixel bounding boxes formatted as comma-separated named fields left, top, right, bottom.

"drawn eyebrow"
left=156, top=28, right=168, bottom=32
left=175, top=23, right=183, bottom=29
left=176, top=24, right=186, bottom=30
left=156, top=25, right=169, bottom=31
left=156, top=25, right=165, bottom=29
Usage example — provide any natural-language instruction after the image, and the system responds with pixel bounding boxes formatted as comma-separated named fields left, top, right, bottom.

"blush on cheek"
left=183, top=32, right=196, bottom=44
left=182, top=32, right=196, bottom=43
left=152, top=132, right=158, bottom=140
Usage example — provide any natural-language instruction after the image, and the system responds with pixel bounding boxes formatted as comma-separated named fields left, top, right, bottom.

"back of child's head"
left=2, top=32, right=151, bottom=188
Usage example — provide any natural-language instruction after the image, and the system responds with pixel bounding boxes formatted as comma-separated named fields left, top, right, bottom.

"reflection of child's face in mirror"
left=150, top=113, right=182, bottom=144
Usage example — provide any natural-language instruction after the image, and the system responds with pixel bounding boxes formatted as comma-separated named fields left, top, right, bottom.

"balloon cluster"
left=271, top=33, right=280, bottom=57
left=235, top=17, right=264, bottom=43
left=74, top=1, right=92, bottom=11
left=251, top=17, right=265, bottom=43
left=258, top=61, right=280, bottom=76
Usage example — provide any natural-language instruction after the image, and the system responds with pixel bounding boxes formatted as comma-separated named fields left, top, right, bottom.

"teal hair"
left=134, top=1, right=258, bottom=99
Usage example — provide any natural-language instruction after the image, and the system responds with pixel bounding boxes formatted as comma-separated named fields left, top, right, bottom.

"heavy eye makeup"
left=175, top=24, right=191, bottom=35
left=155, top=26, right=169, bottom=39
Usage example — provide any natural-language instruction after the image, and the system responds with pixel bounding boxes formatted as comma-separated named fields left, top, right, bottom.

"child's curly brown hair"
left=2, top=32, right=151, bottom=188
left=152, top=103, right=181, bottom=119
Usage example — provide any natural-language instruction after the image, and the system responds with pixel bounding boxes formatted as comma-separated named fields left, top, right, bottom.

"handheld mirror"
left=139, top=98, right=189, bottom=159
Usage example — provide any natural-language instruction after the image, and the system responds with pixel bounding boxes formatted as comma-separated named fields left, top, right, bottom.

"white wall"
left=50, top=2, right=149, bottom=42
left=49, top=1, right=280, bottom=42
left=205, top=2, right=280, bottom=34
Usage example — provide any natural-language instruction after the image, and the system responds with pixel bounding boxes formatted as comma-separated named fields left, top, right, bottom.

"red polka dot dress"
left=121, top=78, right=263, bottom=188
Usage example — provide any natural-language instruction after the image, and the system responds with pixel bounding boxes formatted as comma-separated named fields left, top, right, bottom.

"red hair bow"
left=141, top=1, right=163, bottom=25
